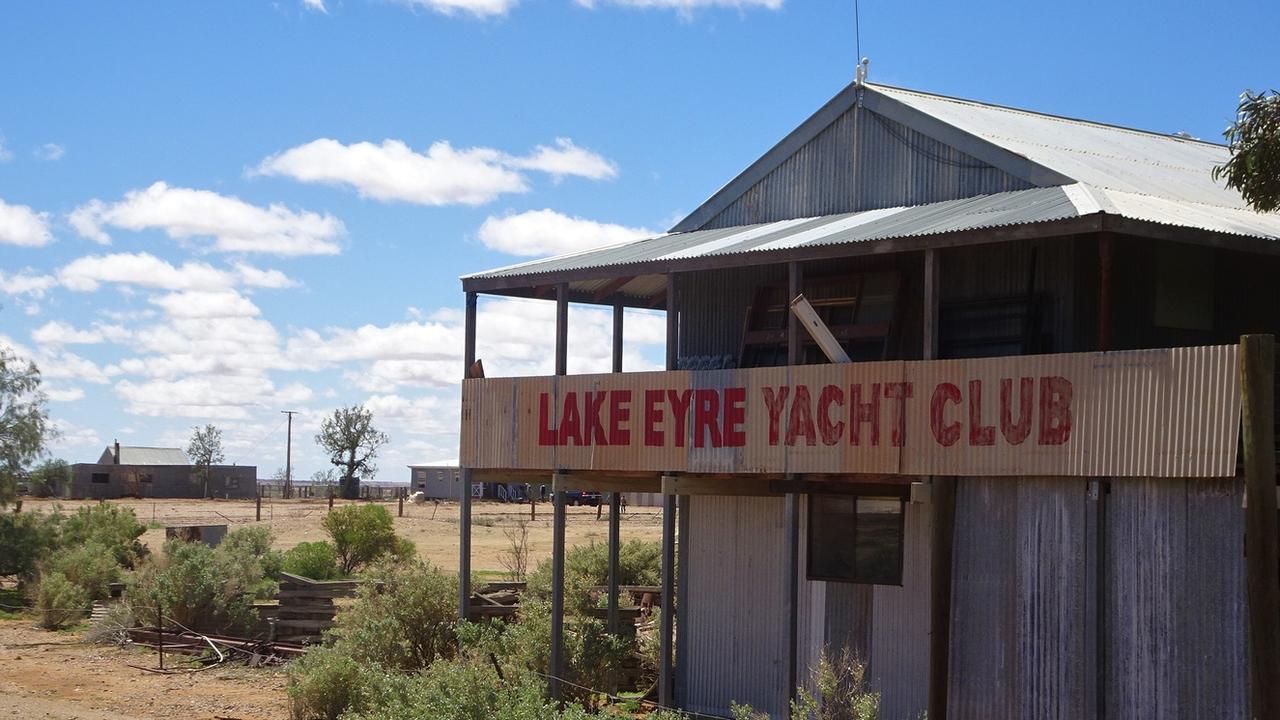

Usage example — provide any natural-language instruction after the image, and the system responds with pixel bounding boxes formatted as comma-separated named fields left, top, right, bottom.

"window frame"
left=806, top=489, right=908, bottom=586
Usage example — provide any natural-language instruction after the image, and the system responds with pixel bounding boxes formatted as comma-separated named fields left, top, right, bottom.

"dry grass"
left=17, top=497, right=665, bottom=576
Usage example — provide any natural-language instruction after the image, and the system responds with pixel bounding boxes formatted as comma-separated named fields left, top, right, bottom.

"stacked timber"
left=468, top=581, right=524, bottom=620
left=276, top=572, right=364, bottom=643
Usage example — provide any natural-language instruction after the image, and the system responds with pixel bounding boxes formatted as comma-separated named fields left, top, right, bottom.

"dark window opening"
left=91, top=473, right=110, bottom=484
left=1154, top=243, right=1214, bottom=331
left=807, top=493, right=906, bottom=585
left=139, top=473, right=153, bottom=483
left=739, top=271, right=901, bottom=368
left=226, top=477, right=239, bottom=489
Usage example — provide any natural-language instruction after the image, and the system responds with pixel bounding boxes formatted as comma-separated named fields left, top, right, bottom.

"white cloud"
left=69, top=182, right=345, bottom=256
left=32, top=321, right=106, bottom=346
left=301, top=0, right=327, bottom=11
left=253, top=137, right=617, bottom=206
left=0, top=333, right=118, bottom=385
left=54, top=252, right=294, bottom=294
left=115, top=375, right=279, bottom=419
left=235, top=263, right=297, bottom=289
left=34, top=143, right=65, bottom=161
left=289, top=297, right=665, bottom=391
left=507, top=138, right=617, bottom=180
left=364, top=393, right=455, bottom=435
left=255, top=139, right=526, bottom=206
left=0, top=198, right=53, bottom=247
left=58, top=252, right=238, bottom=292
left=477, top=209, right=653, bottom=256
left=0, top=136, right=11, bottom=163
left=148, top=290, right=262, bottom=319
left=0, top=270, right=56, bottom=297
left=576, top=0, right=781, bottom=9
left=46, top=386, right=86, bottom=402
left=390, top=0, right=517, bottom=18
left=49, top=419, right=100, bottom=449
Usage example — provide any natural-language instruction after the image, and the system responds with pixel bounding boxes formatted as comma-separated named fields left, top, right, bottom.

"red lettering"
left=584, top=391, right=608, bottom=446
left=762, top=386, right=790, bottom=446
left=968, top=380, right=995, bottom=446
left=786, top=385, right=817, bottom=447
left=817, top=385, right=845, bottom=446
left=723, top=387, right=747, bottom=447
left=884, top=382, right=913, bottom=447
left=539, top=393, right=557, bottom=446
left=609, top=390, right=631, bottom=446
left=999, top=378, right=1033, bottom=445
left=850, top=383, right=881, bottom=446
left=644, top=389, right=664, bottom=447
left=931, top=383, right=962, bottom=447
left=558, top=392, right=582, bottom=446
left=667, top=389, right=692, bottom=448
left=693, top=388, right=722, bottom=448
left=1038, top=376, right=1073, bottom=445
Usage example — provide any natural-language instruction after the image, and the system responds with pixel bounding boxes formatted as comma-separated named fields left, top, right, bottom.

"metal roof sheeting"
left=106, top=446, right=190, bottom=465
left=869, top=84, right=1244, bottom=209
left=465, top=184, right=1280, bottom=283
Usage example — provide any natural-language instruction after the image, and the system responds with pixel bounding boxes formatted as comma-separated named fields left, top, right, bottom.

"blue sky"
left=1, top=0, right=1276, bottom=481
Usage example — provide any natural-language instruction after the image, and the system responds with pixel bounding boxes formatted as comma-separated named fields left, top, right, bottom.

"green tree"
left=322, top=504, right=398, bottom=574
left=186, top=424, right=225, bottom=498
left=0, top=511, right=61, bottom=582
left=0, top=345, right=52, bottom=506
left=315, top=405, right=388, bottom=500
left=1214, top=89, right=1280, bottom=212
left=25, top=458, right=71, bottom=498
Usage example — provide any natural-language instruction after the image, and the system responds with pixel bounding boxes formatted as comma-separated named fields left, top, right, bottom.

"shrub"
left=287, top=644, right=378, bottom=720
left=222, top=525, right=285, bottom=580
left=60, top=504, right=148, bottom=569
left=322, top=504, right=398, bottom=574
left=51, top=541, right=121, bottom=602
left=283, top=541, right=340, bottom=581
left=85, top=600, right=135, bottom=645
left=526, top=539, right=661, bottom=615
left=790, top=648, right=879, bottom=720
left=342, top=656, right=591, bottom=720
left=0, top=511, right=61, bottom=582
left=129, top=539, right=259, bottom=633
left=329, top=558, right=458, bottom=672
left=36, top=570, right=89, bottom=629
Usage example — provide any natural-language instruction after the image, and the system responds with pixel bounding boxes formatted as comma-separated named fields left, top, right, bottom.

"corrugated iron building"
left=70, top=443, right=257, bottom=499
left=457, top=80, right=1277, bottom=719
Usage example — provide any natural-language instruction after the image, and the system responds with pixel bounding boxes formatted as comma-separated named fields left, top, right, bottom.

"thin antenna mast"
left=282, top=410, right=297, bottom=499
left=854, top=0, right=862, bottom=70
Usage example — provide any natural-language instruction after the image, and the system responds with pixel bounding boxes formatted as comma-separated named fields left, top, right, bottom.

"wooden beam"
left=658, top=278, right=679, bottom=709
left=552, top=474, right=662, bottom=494
left=790, top=293, right=852, bottom=363
left=769, top=478, right=913, bottom=496
left=1097, top=233, right=1113, bottom=351
left=924, top=247, right=954, bottom=720
left=593, top=275, right=635, bottom=303
left=555, top=283, right=569, bottom=376
left=1241, top=334, right=1280, bottom=719
left=612, top=298, right=624, bottom=373
left=459, top=291, right=477, bottom=622
left=549, top=476, right=567, bottom=701
left=662, top=474, right=780, bottom=496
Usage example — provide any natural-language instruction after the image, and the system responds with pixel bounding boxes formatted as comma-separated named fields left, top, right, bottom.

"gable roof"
left=98, top=445, right=190, bottom=465
left=464, top=81, right=1279, bottom=299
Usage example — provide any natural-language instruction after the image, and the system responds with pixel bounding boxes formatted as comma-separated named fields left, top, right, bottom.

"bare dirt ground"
left=18, top=496, right=665, bottom=576
left=0, top=619, right=288, bottom=720
left=1, top=497, right=665, bottom=719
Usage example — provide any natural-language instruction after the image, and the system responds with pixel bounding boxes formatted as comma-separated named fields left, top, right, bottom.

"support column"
left=924, top=249, right=955, bottom=720
left=659, top=273, right=678, bottom=708
left=550, top=284, right=570, bottom=700
left=784, top=261, right=802, bottom=710
left=458, top=290, right=477, bottom=622
left=1241, top=334, right=1280, bottom=719
left=1098, top=234, right=1114, bottom=351
left=607, top=298, right=624, bottom=637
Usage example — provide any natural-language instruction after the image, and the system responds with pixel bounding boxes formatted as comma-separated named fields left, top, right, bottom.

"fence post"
left=1241, top=334, right=1280, bottom=719
left=256, top=491, right=262, bottom=522
left=398, top=493, right=404, bottom=517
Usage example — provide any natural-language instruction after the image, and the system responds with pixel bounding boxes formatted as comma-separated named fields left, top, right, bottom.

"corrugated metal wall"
left=682, top=495, right=790, bottom=717
left=949, top=477, right=1089, bottom=719
left=700, top=108, right=1033, bottom=231
left=1104, top=477, right=1249, bottom=719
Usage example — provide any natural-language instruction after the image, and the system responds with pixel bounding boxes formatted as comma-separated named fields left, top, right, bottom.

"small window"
left=91, top=473, right=110, bottom=484
left=415, top=469, right=426, bottom=480
left=139, top=473, right=153, bottom=483
left=226, top=477, right=239, bottom=489
left=807, top=493, right=905, bottom=585
left=1154, top=243, right=1214, bottom=331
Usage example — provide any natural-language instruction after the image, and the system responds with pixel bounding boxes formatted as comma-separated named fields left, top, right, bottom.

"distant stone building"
left=69, top=441, right=257, bottom=499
